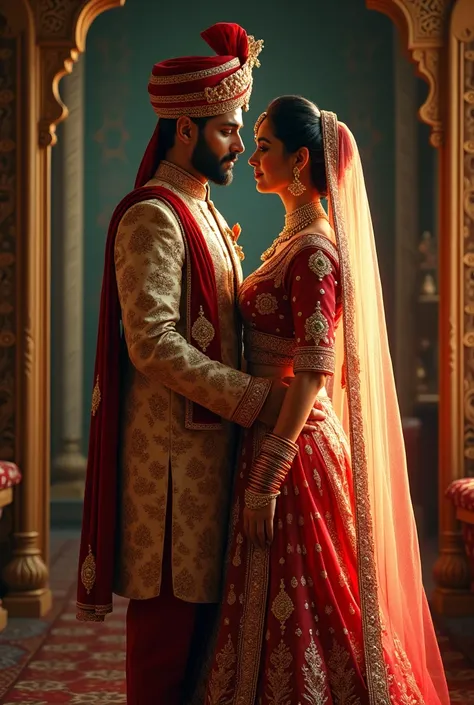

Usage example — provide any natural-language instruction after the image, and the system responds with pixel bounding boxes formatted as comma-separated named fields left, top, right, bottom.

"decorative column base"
left=431, top=530, right=474, bottom=616
left=2, top=531, right=52, bottom=618
left=431, top=588, right=474, bottom=616
left=51, top=439, right=87, bottom=500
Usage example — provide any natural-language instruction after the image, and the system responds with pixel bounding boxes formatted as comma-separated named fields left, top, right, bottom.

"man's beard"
left=191, top=131, right=236, bottom=186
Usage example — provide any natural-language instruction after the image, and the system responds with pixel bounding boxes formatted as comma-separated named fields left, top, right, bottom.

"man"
left=76, top=22, right=324, bottom=704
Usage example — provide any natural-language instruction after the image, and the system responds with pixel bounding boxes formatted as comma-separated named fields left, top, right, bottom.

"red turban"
left=135, top=22, right=263, bottom=187
left=148, top=22, right=263, bottom=118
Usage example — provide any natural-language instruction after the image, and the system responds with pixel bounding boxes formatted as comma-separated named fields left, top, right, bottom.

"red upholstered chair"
left=0, top=461, right=21, bottom=517
left=0, top=460, right=21, bottom=631
left=446, top=478, right=474, bottom=590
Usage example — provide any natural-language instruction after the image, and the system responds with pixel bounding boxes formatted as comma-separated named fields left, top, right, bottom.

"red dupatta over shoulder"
left=76, top=185, right=222, bottom=621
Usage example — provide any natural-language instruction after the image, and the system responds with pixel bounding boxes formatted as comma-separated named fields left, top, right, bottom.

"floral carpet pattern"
left=0, top=536, right=473, bottom=704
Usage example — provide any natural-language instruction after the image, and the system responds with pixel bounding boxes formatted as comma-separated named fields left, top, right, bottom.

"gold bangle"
left=244, top=488, right=280, bottom=510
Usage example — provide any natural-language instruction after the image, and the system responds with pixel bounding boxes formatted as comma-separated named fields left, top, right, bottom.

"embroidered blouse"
left=238, top=234, right=342, bottom=376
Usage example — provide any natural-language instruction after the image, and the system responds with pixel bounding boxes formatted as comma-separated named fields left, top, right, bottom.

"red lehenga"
left=201, top=113, right=449, bottom=705
left=203, top=235, right=417, bottom=704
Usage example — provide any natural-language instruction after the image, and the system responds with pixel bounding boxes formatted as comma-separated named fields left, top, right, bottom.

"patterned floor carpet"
left=0, top=535, right=473, bottom=704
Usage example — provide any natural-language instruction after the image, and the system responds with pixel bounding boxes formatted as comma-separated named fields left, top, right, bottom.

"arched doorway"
left=0, top=0, right=472, bottom=618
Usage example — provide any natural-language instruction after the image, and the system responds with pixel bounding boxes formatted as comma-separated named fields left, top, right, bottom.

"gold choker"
left=261, top=201, right=328, bottom=261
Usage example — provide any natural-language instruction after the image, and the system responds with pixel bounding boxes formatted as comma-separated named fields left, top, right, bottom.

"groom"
left=76, top=22, right=325, bottom=705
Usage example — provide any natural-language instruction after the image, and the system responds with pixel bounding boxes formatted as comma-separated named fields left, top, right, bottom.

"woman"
left=200, top=97, right=449, bottom=704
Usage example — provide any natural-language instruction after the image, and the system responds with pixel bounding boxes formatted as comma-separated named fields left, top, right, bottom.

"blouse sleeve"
left=286, top=245, right=338, bottom=375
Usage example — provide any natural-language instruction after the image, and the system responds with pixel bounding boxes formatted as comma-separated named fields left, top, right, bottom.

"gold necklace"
left=261, top=201, right=329, bottom=261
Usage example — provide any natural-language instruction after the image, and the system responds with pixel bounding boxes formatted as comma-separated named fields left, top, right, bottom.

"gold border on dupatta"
left=320, top=111, right=391, bottom=705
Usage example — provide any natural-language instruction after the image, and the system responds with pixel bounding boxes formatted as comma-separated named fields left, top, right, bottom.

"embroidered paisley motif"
left=191, top=306, right=216, bottom=352
left=305, top=302, right=330, bottom=345
left=271, top=579, right=295, bottom=630
left=81, top=545, right=96, bottom=595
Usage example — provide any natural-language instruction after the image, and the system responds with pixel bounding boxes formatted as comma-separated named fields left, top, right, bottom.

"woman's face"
left=248, top=116, right=294, bottom=194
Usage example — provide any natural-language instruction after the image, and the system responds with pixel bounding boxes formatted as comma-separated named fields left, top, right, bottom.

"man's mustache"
left=221, top=153, right=238, bottom=164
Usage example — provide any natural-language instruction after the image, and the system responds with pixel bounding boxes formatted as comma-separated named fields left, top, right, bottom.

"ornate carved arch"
left=33, top=0, right=125, bottom=147
left=1, top=0, right=470, bottom=620
left=368, top=0, right=474, bottom=615
left=367, top=0, right=452, bottom=147
left=0, top=0, right=124, bottom=619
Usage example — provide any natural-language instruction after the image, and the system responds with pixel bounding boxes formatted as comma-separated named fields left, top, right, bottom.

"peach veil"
left=321, top=111, right=449, bottom=704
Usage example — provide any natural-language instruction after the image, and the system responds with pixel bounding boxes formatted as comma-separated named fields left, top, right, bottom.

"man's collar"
left=155, top=160, right=208, bottom=201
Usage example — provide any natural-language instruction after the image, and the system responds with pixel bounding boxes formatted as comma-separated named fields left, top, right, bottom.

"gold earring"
left=288, top=166, right=306, bottom=196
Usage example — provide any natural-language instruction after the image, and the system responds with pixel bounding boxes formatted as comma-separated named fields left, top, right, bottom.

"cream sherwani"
left=113, top=161, right=270, bottom=603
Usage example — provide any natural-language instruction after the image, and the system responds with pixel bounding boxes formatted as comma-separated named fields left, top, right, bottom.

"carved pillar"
left=432, top=0, right=474, bottom=615
left=367, top=0, right=474, bottom=616
left=0, top=0, right=52, bottom=618
left=0, top=0, right=124, bottom=618
left=51, top=57, right=87, bottom=499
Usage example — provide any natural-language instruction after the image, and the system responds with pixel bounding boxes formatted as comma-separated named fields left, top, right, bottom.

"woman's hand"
left=243, top=498, right=277, bottom=550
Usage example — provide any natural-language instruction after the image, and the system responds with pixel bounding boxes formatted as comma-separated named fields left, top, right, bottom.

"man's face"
left=191, top=108, right=245, bottom=185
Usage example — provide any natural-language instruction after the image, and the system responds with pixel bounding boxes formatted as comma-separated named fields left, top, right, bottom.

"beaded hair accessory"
left=254, top=111, right=267, bottom=139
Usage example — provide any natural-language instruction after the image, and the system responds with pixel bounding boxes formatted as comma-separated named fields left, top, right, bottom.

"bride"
left=200, top=96, right=449, bottom=704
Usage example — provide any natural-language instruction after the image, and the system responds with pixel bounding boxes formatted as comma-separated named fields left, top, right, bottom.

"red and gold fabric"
left=77, top=161, right=271, bottom=622
left=200, top=112, right=448, bottom=704
left=446, top=478, right=474, bottom=590
left=148, top=23, right=262, bottom=119
left=239, top=234, right=341, bottom=376
left=136, top=22, right=263, bottom=188
left=446, top=477, right=474, bottom=513
left=203, top=234, right=424, bottom=703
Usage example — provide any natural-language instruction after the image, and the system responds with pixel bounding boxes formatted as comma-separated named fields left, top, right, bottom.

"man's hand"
left=257, top=378, right=326, bottom=428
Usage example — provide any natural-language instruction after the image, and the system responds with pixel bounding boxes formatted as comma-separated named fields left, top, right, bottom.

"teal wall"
left=82, top=0, right=395, bottom=452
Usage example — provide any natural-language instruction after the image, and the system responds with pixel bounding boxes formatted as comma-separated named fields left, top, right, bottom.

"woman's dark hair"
left=156, top=116, right=211, bottom=163
left=266, top=95, right=327, bottom=197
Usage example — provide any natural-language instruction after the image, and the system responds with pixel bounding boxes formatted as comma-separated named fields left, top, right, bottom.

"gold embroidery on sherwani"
left=81, top=545, right=96, bottom=594
left=157, top=160, right=207, bottom=201
left=302, top=632, right=328, bottom=705
left=207, top=633, right=236, bottom=705
left=191, top=306, right=216, bottom=352
left=265, top=639, right=293, bottom=705
left=327, top=639, right=361, bottom=705
left=91, top=376, right=101, bottom=416
left=114, top=176, right=255, bottom=602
